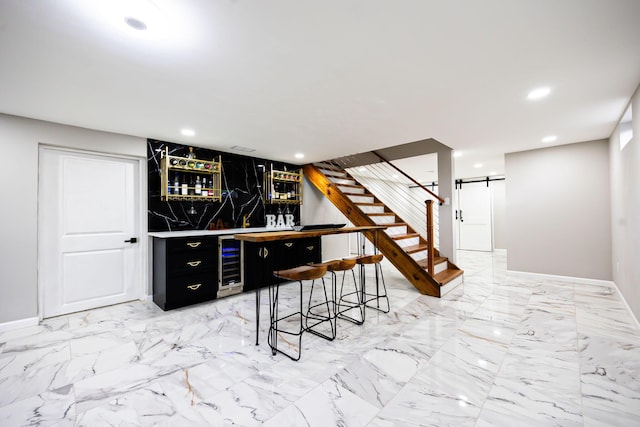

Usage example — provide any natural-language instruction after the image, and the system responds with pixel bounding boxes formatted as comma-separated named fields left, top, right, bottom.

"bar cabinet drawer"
left=166, top=274, right=216, bottom=307
left=166, top=237, right=217, bottom=253
left=167, top=251, right=216, bottom=274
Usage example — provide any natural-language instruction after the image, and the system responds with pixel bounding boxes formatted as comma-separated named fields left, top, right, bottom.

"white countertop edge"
left=148, top=227, right=293, bottom=238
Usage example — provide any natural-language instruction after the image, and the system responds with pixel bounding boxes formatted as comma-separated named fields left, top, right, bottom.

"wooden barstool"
left=270, top=264, right=329, bottom=361
left=306, top=259, right=340, bottom=340
left=310, top=258, right=364, bottom=331
left=354, top=253, right=389, bottom=313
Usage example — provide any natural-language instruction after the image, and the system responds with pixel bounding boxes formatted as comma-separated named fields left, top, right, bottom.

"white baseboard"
left=611, top=281, right=640, bottom=330
left=507, top=270, right=614, bottom=287
left=0, top=317, right=39, bottom=332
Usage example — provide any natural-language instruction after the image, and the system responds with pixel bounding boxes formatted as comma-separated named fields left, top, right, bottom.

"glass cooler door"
left=217, top=236, right=244, bottom=298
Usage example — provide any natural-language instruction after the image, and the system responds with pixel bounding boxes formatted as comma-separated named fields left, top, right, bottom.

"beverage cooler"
left=217, top=236, right=244, bottom=298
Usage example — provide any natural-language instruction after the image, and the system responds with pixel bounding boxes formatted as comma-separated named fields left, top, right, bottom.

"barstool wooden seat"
left=353, top=253, right=389, bottom=313
left=274, top=265, right=328, bottom=282
left=269, top=264, right=329, bottom=361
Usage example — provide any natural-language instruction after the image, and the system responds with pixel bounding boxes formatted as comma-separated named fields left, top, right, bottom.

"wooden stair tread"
left=433, top=268, right=464, bottom=285
left=384, top=222, right=408, bottom=228
left=355, top=202, right=385, bottom=206
left=392, top=233, right=419, bottom=240
left=324, top=172, right=349, bottom=178
left=417, top=256, right=447, bottom=268
left=334, top=183, right=364, bottom=189
left=368, top=212, right=395, bottom=216
left=403, top=243, right=429, bottom=254
left=342, top=191, right=372, bottom=196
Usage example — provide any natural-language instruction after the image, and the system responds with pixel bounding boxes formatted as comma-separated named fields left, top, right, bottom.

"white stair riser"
left=319, top=170, right=347, bottom=178
left=348, top=195, right=374, bottom=204
left=394, top=237, right=420, bottom=248
left=314, top=163, right=341, bottom=171
left=337, top=185, right=364, bottom=194
left=359, top=205, right=385, bottom=214
left=440, top=275, right=464, bottom=296
left=372, top=215, right=397, bottom=224
left=385, top=226, right=408, bottom=236
left=329, top=177, right=357, bottom=185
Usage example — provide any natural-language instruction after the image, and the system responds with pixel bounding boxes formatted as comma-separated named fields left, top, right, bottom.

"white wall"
left=0, top=114, right=146, bottom=324
left=610, top=84, right=640, bottom=320
left=506, top=139, right=611, bottom=280
left=301, top=176, right=351, bottom=260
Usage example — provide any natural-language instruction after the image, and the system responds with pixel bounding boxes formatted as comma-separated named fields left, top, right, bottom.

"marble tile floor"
left=1, top=250, right=639, bottom=426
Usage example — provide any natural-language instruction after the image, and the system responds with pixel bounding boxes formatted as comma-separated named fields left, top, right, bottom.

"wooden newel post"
left=425, top=199, right=435, bottom=275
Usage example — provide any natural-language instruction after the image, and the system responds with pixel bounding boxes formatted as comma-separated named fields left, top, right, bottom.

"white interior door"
left=39, top=147, right=141, bottom=318
left=457, top=181, right=492, bottom=251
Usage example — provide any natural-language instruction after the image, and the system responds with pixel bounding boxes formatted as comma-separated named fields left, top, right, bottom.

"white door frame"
left=37, top=144, right=148, bottom=320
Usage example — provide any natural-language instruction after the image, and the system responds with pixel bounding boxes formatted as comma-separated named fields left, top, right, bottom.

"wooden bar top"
left=234, top=225, right=387, bottom=242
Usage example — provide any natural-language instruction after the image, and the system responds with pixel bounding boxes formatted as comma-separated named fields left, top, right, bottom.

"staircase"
left=304, top=162, right=463, bottom=297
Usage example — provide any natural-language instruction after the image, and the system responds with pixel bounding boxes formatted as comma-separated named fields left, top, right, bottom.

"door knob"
left=124, top=237, right=137, bottom=243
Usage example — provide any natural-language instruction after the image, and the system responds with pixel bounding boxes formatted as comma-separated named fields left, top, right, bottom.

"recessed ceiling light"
left=453, top=151, right=463, bottom=158
left=542, top=135, right=557, bottom=143
left=294, top=153, right=304, bottom=159
left=181, top=128, right=195, bottom=137
left=392, top=174, right=399, bottom=178
left=124, top=16, right=147, bottom=30
left=527, top=87, right=551, bottom=100
left=489, top=171, right=497, bottom=176
left=358, top=167, right=366, bottom=171
left=474, top=163, right=483, bottom=168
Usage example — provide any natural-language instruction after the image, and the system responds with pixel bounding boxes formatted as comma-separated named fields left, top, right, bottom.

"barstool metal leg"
left=305, top=276, right=335, bottom=340
left=363, top=262, right=390, bottom=313
left=337, top=269, right=364, bottom=325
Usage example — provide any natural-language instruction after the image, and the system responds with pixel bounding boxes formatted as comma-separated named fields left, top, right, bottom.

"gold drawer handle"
left=187, top=242, right=202, bottom=248
left=306, top=246, right=314, bottom=250
left=187, top=284, right=202, bottom=291
left=258, top=248, right=269, bottom=258
left=187, top=260, right=202, bottom=267
left=285, top=243, right=293, bottom=248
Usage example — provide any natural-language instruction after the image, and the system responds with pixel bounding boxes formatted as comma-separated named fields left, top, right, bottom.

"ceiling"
left=1, top=1, right=639, bottom=179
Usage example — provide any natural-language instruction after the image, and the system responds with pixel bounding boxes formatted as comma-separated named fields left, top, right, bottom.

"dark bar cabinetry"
left=153, top=236, right=218, bottom=310
left=244, top=237, right=321, bottom=291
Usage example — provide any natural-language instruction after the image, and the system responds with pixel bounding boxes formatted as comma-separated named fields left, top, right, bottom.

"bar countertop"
left=148, top=227, right=290, bottom=239
left=233, top=225, right=388, bottom=242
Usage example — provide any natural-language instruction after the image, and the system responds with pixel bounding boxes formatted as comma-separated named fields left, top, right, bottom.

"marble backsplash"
left=147, top=139, right=301, bottom=232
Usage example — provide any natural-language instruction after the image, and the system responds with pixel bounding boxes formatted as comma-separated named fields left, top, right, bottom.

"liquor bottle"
left=173, top=173, right=180, bottom=195
left=201, top=177, right=208, bottom=197
left=186, top=147, right=196, bottom=159
left=181, top=175, right=188, bottom=195
left=273, top=181, right=281, bottom=199
left=189, top=176, right=195, bottom=195
left=195, top=176, right=202, bottom=195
